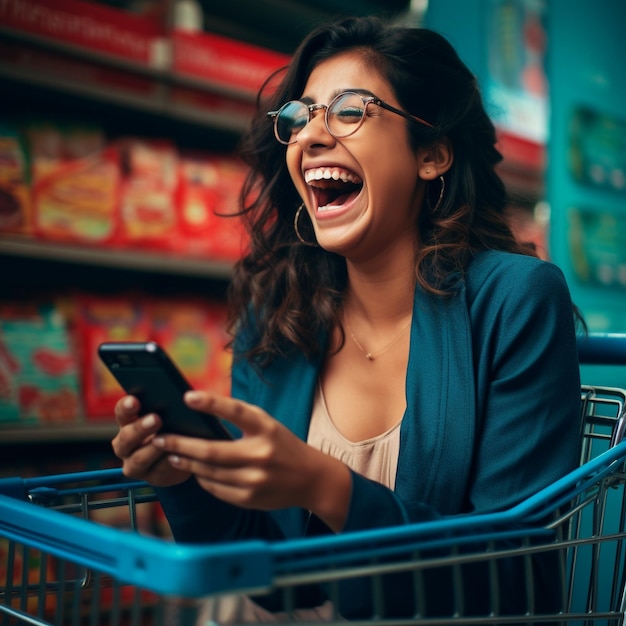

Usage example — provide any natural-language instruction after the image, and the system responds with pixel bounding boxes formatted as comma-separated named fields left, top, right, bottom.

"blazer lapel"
left=396, top=284, right=476, bottom=514
left=250, top=342, right=326, bottom=442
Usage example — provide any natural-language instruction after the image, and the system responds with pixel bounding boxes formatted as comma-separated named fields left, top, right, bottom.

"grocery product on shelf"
left=0, top=117, right=249, bottom=262
left=175, top=150, right=248, bottom=260
left=27, top=120, right=121, bottom=244
left=76, top=294, right=231, bottom=420
left=0, top=121, right=31, bottom=235
left=118, top=138, right=179, bottom=249
left=76, top=294, right=153, bottom=419
left=151, top=298, right=231, bottom=398
left=0, top=302, right=81, bottom=425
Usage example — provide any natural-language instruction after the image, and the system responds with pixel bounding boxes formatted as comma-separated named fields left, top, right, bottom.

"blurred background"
left=0, top=0, right=624, bottom=477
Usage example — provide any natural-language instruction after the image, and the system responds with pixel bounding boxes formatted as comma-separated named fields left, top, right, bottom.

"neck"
left=344, top=255, right=416, bottom=325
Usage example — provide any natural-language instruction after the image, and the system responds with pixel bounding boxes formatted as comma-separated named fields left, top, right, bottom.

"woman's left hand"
left=151, top=390, right=351, bottom=531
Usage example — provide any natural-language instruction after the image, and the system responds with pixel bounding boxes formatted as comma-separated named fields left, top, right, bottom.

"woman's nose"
left=296, top=108, right=335, bottom=150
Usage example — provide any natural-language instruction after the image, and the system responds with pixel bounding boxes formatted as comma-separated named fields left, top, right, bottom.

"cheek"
left=361, top=129, right=417, bottom=186
left=366, top=146, right=419, bottom=201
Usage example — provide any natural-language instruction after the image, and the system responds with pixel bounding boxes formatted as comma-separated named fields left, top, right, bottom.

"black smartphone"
left=98, top=341, right=233, bottom=440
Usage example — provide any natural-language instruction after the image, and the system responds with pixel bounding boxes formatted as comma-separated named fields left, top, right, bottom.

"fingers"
left=184, top=390, right=269, bottom=435
left=152, top=432, right=242, bottom=467
left=110, top=394, right=192, bottom=486
left=112, top=412, right=161, bottom=456
left=153, top=391, right=279, bottom=470
left=155, top=438, right=268, bottom=508
left=113, top=395, right=140, bottom=427
left=112, top=393, right=162, bottom=455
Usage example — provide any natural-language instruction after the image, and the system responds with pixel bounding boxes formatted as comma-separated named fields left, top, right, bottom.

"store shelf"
left=0, top=25, right=165, bottom=80
left=0, top=422, right=117, bottom=444
left=202, top=0, right=412, bottom=53
left=0, top=24, right=268, bottom=100
left=0, top=27, right=254, bottom=134
left=0, top=0, right=420, bottom=471
left=0, top=236, right=234, bottom=279
left=0, top=66, right=251, bottom=135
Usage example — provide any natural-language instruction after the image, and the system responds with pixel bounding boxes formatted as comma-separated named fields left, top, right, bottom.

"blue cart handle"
left=577, top=333, right=626, bottom=365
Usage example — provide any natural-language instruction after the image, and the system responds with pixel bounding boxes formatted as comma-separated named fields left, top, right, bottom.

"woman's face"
left=286, top=51, right=427, bottom=262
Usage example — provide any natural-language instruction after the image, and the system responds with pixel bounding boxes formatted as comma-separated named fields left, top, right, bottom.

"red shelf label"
left=0, top=0, right=163, bottom=65
left=497, top=131, right=545, bottom=170
left=172, top=30, right=290, bottom=96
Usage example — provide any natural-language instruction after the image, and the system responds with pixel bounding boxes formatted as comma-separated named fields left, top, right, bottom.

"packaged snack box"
left=27, top=120, right=120, bottom=244
left=0, top=302, right=81, bottom=424
left=0, top=121, right=31, bottom=234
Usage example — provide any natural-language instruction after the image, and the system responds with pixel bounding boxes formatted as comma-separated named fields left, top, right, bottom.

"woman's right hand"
left=111, top=395, right=191, bottom=487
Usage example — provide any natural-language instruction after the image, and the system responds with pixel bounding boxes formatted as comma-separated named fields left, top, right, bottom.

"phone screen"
left=98, top=341, right=232, bottom=440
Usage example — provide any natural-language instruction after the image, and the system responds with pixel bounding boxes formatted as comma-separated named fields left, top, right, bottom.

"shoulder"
left=465, top=250, right=570, bottom=302
left=467, top=249, right=565, bottom=281
left=464, top=250, right=575, bottom=338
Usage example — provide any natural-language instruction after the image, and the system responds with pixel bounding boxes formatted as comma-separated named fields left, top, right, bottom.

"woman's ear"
left=417, top=138, right=454, bottom=180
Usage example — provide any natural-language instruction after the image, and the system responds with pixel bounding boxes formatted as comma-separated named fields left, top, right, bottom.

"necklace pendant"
left=347, top=318, right=411, bottom=362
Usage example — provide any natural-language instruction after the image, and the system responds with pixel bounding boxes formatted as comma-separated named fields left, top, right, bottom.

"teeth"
left=304, top=167, right=362, bottom=185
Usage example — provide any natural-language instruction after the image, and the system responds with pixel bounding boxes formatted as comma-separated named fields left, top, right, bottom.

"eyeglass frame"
left=267, top=90, right=433, bottom=145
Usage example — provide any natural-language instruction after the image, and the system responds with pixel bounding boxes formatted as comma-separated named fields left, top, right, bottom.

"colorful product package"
left=150, top=298, right=216, bottom=391
left=150, top=298, right=231, bottom=397
left=76, top=295, right=152, bottom=419
left=205, top=301, right=232, bottom=397
left=0, top=302, right=81, bottom=424
left=76, top=295, right=232, bottom=419
left=26, top=120, right=120, bottom=244
left=0, top=121, right=32, bottom=234
left=118, top=139, right=179, bottom=249
left=174, top=152, right=248, bottom=260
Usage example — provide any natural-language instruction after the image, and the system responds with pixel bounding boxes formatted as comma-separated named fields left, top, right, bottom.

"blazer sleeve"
left=463, top=259, right=581, bottom=513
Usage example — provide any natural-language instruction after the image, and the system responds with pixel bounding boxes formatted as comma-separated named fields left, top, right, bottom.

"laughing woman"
left=112, top=15, right=582, bottom=622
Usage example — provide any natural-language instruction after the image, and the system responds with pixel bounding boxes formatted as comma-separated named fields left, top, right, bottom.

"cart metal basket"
left=1, top=333, right=625, bottom=625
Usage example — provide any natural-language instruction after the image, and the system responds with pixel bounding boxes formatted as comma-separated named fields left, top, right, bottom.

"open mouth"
left=304, top=167, right=363, bottom=210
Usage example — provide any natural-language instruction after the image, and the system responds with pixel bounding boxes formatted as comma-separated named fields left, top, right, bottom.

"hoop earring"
left=294, top=203, right=318, bottom=246
left=432, top=175, right=445, bottom=213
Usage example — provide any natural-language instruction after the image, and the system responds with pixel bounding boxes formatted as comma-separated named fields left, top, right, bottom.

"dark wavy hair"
left=227, top=15, right=539, bottom=365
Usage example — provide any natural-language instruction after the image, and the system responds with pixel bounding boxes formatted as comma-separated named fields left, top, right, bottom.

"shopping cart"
left=0, top=333, right=625, bottom=625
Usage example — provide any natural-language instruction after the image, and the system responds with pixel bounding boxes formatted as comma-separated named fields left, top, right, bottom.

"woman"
left=112, top=15, right=582, bottom=621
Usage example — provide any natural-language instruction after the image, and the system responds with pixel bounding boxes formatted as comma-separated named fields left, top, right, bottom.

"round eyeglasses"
left=267, top=91, right=433, bottom=145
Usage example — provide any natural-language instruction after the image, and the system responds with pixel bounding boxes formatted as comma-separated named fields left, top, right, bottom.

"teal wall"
left=546, top=0, right=626, bottom=387
left=425, top=0, right=626, bottom=387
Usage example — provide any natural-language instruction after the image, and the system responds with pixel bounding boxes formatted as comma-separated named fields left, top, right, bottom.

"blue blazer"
left=156, top=250, right=581, bottom=615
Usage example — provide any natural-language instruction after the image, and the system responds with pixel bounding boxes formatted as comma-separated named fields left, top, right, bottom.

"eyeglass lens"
left=275, top=92, right=367, bottom=144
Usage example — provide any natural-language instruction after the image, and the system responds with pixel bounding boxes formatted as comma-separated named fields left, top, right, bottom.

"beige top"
left=307, top=381, right=402, bottom=490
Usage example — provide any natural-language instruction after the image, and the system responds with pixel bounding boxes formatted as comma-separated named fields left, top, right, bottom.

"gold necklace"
left=347, top=319, right=411, bottom=361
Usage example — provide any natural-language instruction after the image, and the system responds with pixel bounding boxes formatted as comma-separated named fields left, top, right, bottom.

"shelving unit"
left=0, top=422, right=117, bottom=444
left=0, top=230, right=233, bottom=450
left=0, top=7, right=245, bottom=458
left=0, top=234, right=233, bottom=279
left=0, top=26, right=254, bottom=135
left=0, top=0, right=411, bottom=472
